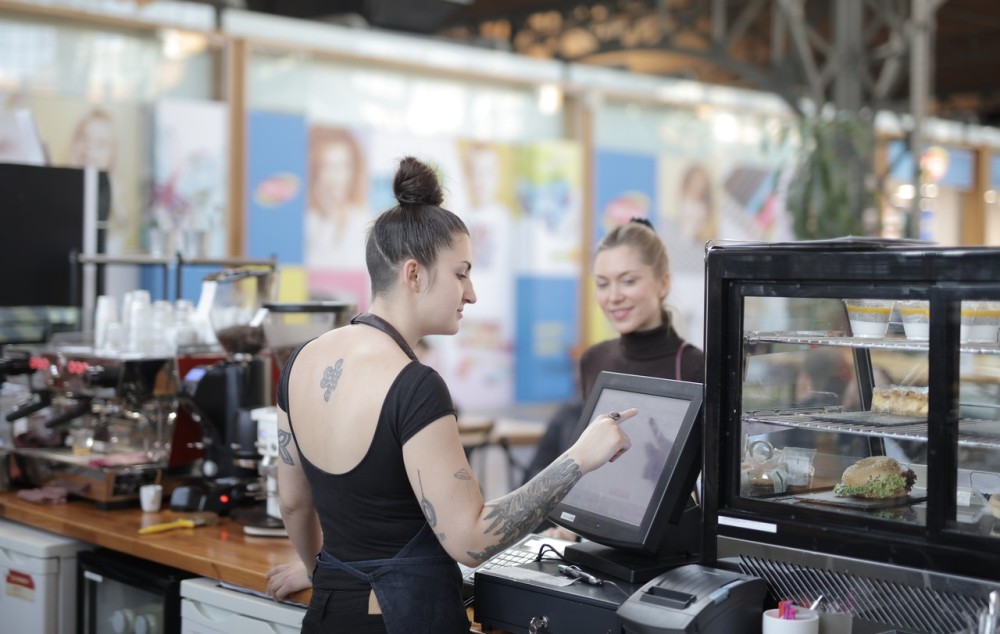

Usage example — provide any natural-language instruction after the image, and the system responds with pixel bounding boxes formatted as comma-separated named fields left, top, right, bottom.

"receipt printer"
left=617, top=564, right=768, bottom=634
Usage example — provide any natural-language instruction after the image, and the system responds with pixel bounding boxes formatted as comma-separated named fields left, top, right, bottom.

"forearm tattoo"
left=455, top=468, right=473, bottom=501
left=278, top=429, right=294, bottom=465
left=418, top=470, right=445, bottom=541
left=467, top=457, right=582, bottom=561
left=320, top=359, right=344, bottom=402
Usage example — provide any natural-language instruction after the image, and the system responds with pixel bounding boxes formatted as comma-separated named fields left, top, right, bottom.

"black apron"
left=305, top=312, right=469, bottom=634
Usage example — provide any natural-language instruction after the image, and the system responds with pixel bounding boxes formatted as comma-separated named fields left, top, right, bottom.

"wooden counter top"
left=0, top=491, right=504, bottom=630
left=0, top=491, right=311, bottom=605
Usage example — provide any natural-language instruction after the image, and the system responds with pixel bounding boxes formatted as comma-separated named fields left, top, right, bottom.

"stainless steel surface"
left=719, top=537, right=998, bottom=633
left=9, top=346, right=181, bottom=502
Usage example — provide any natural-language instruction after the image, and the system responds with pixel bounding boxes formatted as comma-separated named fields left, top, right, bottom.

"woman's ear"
left=402, top=258, right=422, bottom=293
left=659, top=272, right=671, bottom=301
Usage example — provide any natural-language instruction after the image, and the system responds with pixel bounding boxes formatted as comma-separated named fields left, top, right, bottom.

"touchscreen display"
left=560, top=388, right=691, bottom=527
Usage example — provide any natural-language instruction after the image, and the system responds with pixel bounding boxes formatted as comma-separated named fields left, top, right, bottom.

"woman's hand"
left=265, top=560, right=312, bottom=601
left=541, top=525, right=579, bottom=542
left=566, top=407, right=637, bottom=473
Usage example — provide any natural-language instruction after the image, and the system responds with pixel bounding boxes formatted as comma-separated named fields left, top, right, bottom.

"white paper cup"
left=94, top=295, right=118, bottom=350
left=762, top=607, right=820, bottom=634
left=960, top=301, right=1000, bottom=343
left=139, top=484, right=163, bottom=513
left=898, top=300, right=930, bottom=341
left=843, top=299, right=894, bottom=338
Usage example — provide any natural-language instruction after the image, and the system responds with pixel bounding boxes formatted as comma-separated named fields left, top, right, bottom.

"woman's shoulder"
left=581, top=338, right=617, bottom=359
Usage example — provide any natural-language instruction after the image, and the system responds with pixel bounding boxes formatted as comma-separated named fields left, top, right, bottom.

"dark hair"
left=366, top=157, right=468, bottom=297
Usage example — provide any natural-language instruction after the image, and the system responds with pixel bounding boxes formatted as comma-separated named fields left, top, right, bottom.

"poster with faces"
left=303, top=125, right=372, bottom=271
left=29, top=96, right=145, bottom=255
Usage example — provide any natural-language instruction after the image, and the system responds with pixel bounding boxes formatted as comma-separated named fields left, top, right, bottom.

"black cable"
left=602, top=580, right=633, bottom=599
left=534, top=543, right=570, bottom=563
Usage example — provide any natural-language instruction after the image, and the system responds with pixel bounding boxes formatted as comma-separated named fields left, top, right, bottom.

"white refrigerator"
left=181, top=577, right=306, bottom=634
left=0, top=517, right=92, bottom=634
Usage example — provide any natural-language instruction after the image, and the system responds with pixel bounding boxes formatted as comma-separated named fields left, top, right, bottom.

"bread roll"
left=835, top=456, right=915, bottom=499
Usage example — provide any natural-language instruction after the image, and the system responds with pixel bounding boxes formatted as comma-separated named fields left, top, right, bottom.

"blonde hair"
left=594, top=220, right=670, bottom=279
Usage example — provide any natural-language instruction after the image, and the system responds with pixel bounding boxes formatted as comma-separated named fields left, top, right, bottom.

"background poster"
left=308, top=269, right=369, bottom=313
left=656, top=157, right=719, bottom=346
left=151, top=98, right=228, bottom=258
left=588, top=149, right=657, bottom=346
left=513, top=141, right=583, bottom=275
left=304, top=125, right=372, bottom=271
left=247, top=110, right=306, bottom=263
left=367, top=132, right=516, bottom=411
left=453, top=140, right=515, bottom=334
left=515, top=276, right=579, bottom=402
left=0, top=109, right=45, bottom=165
left=28, top=96, right=145, bottom=255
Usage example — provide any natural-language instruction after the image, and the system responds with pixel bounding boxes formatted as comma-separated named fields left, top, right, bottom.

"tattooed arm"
left=275, top=406, right=322, bottom=577
left=403, top=408, right=635, bottom=567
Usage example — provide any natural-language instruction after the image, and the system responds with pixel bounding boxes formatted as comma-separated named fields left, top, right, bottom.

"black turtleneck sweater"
left=579, top=318, right=705, bottom=402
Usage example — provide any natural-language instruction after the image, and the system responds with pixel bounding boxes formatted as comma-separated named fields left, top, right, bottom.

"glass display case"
left=702, top=240, right=1000, bottom=634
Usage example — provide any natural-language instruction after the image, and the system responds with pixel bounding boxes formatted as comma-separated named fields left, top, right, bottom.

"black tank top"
left=278, top=326, right=455, bottom=565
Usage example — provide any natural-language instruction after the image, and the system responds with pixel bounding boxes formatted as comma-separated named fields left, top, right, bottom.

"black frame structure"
left=702, top=240, right=1000, bottom=585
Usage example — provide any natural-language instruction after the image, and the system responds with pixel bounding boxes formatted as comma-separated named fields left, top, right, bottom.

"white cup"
left=94, top=295, right=118, bottom=350
left=898, top=300, right=930, bottom=341
left=843, top=299, right=894, bottom=338
left=139, top=484, right=163, bottom=513
left=109, top=608, right=135, bottom=634
left=762, top=607, right=820, bottom=634
left=960, top=301, right=1000, bottom=343
left=103, top=322, right=123, bottom=353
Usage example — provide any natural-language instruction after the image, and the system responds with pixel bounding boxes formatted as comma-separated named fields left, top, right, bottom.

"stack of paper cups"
left=93, top=295, right=118, bottom=351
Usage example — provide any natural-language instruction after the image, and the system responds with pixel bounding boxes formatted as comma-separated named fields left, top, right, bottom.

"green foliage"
left=786, top=113, right=879, bottom=240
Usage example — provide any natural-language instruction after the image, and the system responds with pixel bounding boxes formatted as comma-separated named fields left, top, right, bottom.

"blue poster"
left=887, top=141, right=974, bottom=191
left=593, top=149, right=658, bottom=245
left=246, top=111, right=307, bottom=263
left=515, top=276, right=579, bottom=402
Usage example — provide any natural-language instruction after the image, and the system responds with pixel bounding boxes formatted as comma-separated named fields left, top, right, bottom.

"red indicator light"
left=219, top=494, right=230, bottom=504
left=67, top=360, right=90, bottom=375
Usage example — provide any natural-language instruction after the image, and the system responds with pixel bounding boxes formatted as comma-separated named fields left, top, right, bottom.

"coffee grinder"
left=177, top=268, right=275, bottom=513
left=236, top=301, right=355, bottom=534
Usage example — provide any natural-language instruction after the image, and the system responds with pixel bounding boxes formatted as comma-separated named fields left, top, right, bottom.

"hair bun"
left=393, top=156, right=443, bottom=207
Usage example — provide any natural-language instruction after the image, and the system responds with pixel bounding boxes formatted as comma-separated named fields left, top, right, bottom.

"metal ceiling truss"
left=445, top=0, right=937, bottom=117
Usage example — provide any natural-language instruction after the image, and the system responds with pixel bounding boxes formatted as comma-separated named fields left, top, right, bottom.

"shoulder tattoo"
left=320, top=358, right=344, bottom=402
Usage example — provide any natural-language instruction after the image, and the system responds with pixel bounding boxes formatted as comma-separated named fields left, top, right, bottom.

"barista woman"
left=274, top=157, right=634, bottom=633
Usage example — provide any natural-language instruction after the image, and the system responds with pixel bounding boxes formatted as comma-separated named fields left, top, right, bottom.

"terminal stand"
left=562, top=503, right=702, bottom=584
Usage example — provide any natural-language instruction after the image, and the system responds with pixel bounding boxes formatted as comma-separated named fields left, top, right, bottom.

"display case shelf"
left=745, top=331, right=1000, bottom=355
left=745, top=412, right=1000, bottom=450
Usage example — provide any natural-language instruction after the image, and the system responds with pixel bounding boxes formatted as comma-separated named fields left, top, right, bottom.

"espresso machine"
left=235, top=301, right=354, bottom=534
left=177, top=268, right=275, bottom=513
left=5, top=341, right=179, bottom=507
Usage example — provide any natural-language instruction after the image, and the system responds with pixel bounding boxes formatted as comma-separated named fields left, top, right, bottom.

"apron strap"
left=351, top=312, right=419, bottom=361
